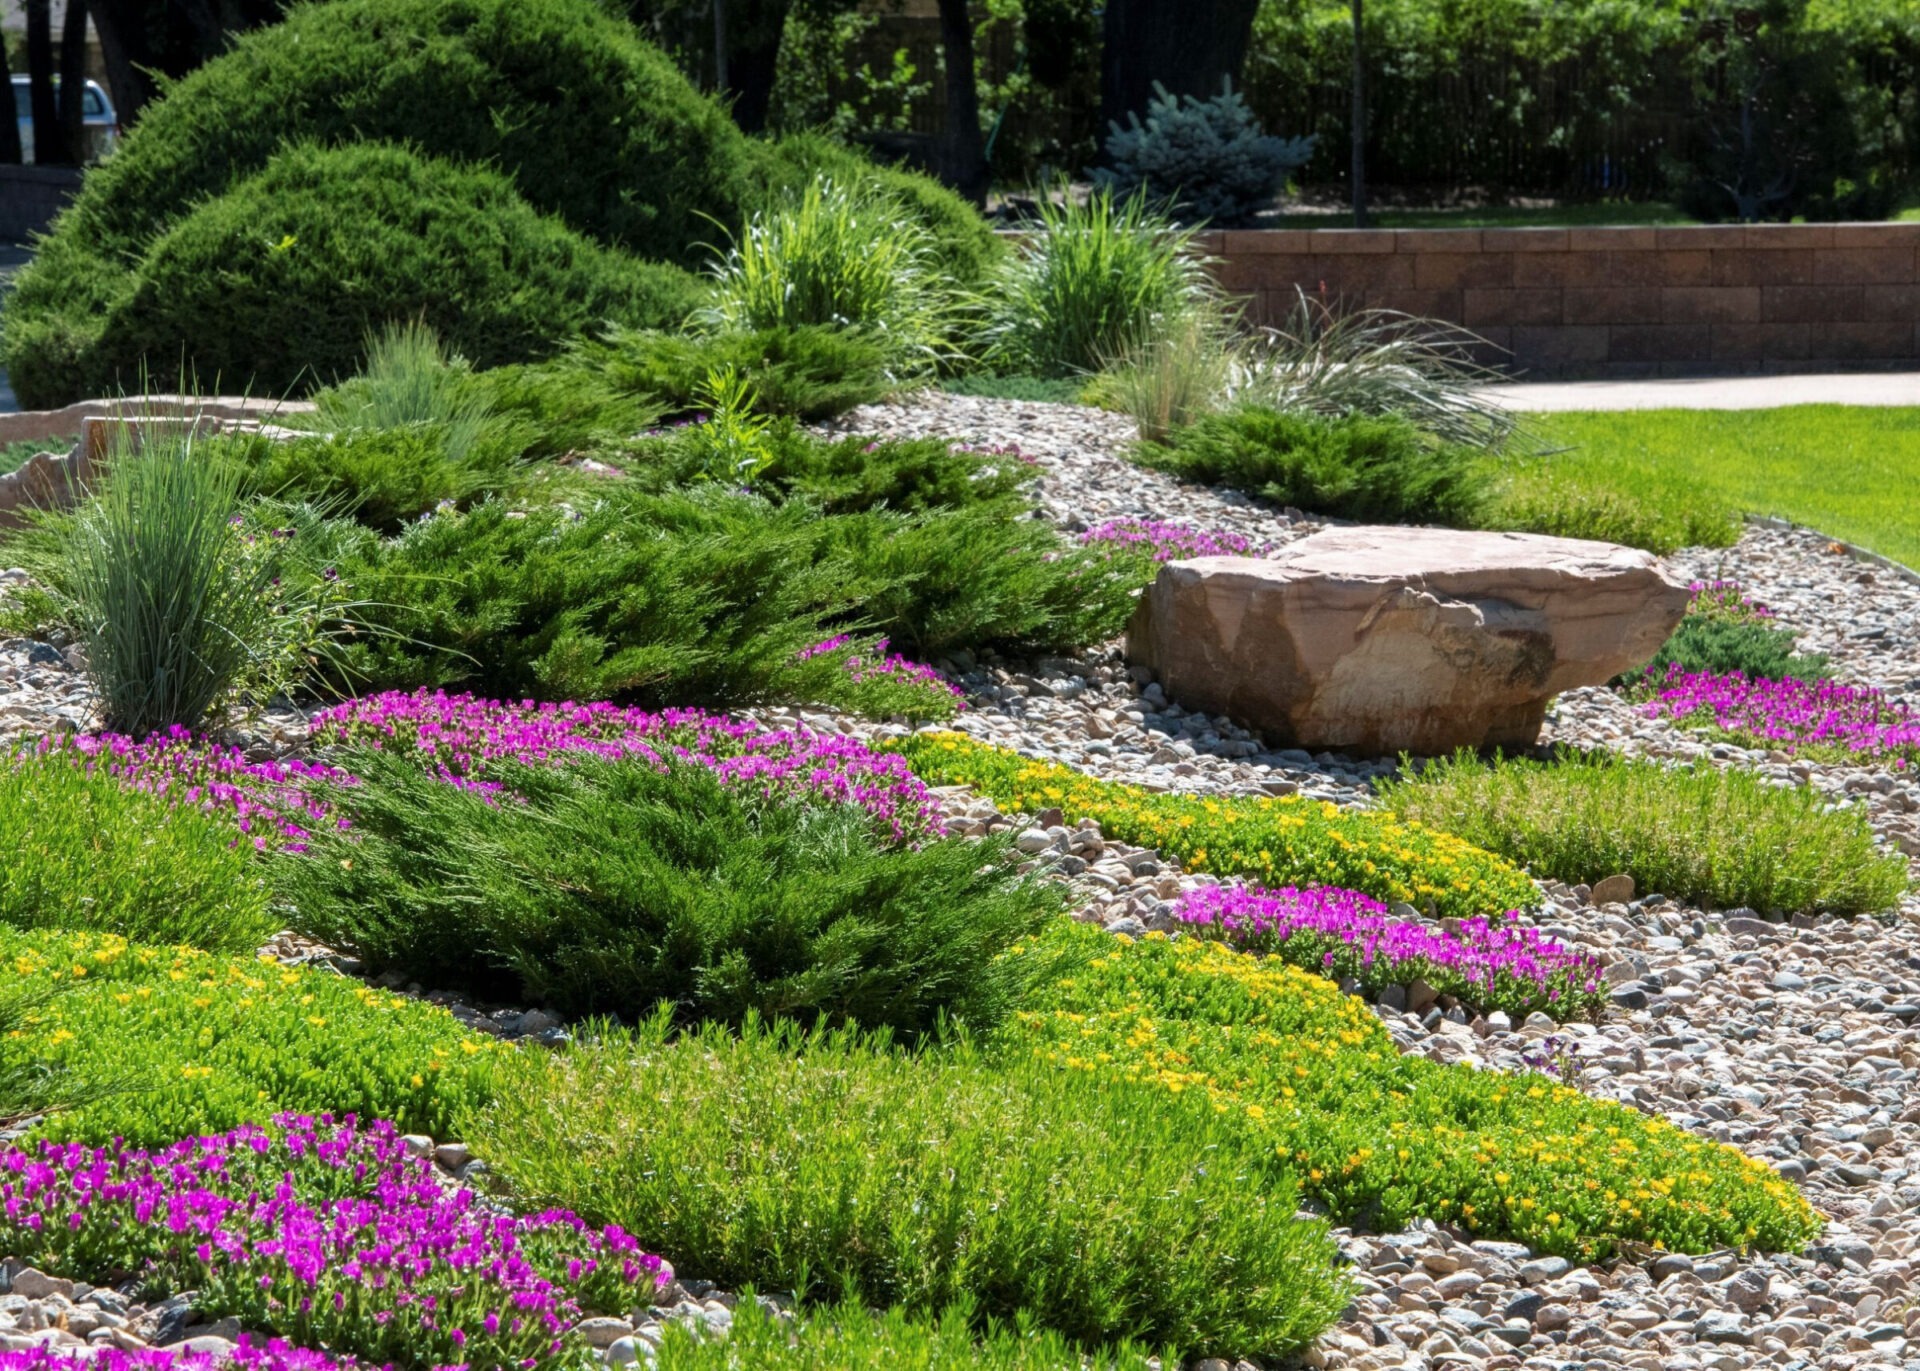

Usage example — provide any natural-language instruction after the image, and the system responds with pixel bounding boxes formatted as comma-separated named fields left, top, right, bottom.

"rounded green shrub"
left=41, top=143, right=706, bottom=401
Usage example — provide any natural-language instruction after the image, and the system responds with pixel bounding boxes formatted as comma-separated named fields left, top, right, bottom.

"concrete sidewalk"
left=1478, top=372, right=1920, bottom=412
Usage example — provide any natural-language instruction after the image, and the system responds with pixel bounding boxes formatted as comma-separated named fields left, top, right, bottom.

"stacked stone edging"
left=1191, top=222, right=1920, bottom=378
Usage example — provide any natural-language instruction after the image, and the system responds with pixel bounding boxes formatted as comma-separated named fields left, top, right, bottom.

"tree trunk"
left=84, top=0, right=287, bottom=129
left=58, top=0, right=90, bottom=165
left=723, top=10, right=784, bottom=134
left=25, top=0, right=61, bottom=165
left=88, top=0, right=153, bottom=128
left=1099, top=0, right=1263, bottom=136
left=1350, top=0, right=1367, bottom=226
left=935, top=0, right=987, bottom=205
left=0, top=27, right=22, bottom=165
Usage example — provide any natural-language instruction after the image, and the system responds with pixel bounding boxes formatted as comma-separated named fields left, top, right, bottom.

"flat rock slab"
left=1127, top=526, right=1689, bottom=754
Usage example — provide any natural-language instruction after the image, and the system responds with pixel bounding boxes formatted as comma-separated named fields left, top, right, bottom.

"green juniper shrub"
left=277, top=751, right=1064, bottom=1030
left=580, top=324, right=893, bottom=420
left=1134, top=406, right=1486, bottom=524
left=320, top=489, right=864, bottom=707
left=0, top=754, right=275, bottom=955
left=51, top=142, right=705, bottom=402
left=1376, top=749, right=1909, bottom=916
left=0, top=928, right=500, bottom=1147
left=1625, top=616, right=1833, bottom=688
left=238, top=426, right=525, bottom=535
left=462, top=360, right=666, bottom=463
left=466, top=1013, right=1351, bottom=1359
left=826, top=506, right=1141, bottom=658
left=653, top=1299, right=1162, bottom=1371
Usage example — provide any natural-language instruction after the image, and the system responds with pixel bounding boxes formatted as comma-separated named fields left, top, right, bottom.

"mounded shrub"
left=276, top=749, right=1061, bottom=1030
left=579, top=324, right=894, bottom=420
left=2, top=0, right=993, bottom=406
left=27, top=143, right=704, bottom=403
left=1134, top=406, right=1487, bottom=524
left=468, top=1013, right=1351, bottom=1359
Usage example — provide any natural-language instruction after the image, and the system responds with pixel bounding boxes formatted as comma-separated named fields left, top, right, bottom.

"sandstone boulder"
left=1126, top=526, right=1688, bottom=754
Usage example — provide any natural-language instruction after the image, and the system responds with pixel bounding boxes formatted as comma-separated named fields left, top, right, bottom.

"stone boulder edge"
left=1126, top=526, right=1689, bottom=755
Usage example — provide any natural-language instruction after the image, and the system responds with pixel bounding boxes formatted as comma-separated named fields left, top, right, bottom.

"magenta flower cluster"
left=1079, top=519, right=1262, bottom=563
left=797, top=633, right=965, bottom=703
left=1686, top=579, right=1775, bottom=625
left=311, top=690, right=946, bottom=842
left=0, top=1115, right=670, bottom=1371
left=31, top=728, right=352, bottom=854
left=0, top=1342, right=356, bottom=1371
left=1175, top=882, right=1606, bottom=1022
left=1644, top=667, right=1920, bottom=766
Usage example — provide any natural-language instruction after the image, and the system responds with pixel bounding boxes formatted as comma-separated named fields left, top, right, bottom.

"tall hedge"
left=1, top=0, right=997, bottom=407
left=18, top=144, right=707, bottom=402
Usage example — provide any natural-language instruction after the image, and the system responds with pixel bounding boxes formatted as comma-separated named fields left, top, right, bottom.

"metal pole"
left=1351, top=0, right=1368, bottom=228
left=713, top=0, right=728, bottom=92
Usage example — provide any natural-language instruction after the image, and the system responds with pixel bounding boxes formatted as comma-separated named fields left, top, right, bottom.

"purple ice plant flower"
left=796, top=634, right=966, bottom=704
left=1175, top=882, right=1606, bottom=1022
left=0, top=1342, right=359, bottom=1371
left=1644, top=667, right=1920, bottom=767
left=1079, top=519, right=1265, bottom=563
left=311, top=690, right=946, bottom=843
left=0, top=1115, right=671, bottom=1371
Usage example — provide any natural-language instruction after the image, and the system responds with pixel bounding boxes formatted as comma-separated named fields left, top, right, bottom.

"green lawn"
left=1520, top=406, right=1920, bottom=568
left=1264, top=202, right=1693, bottom=231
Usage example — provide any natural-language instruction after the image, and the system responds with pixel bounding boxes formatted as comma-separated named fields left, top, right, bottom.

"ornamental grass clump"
left=0, top=929, right=498, bottom=1146
left=0, top=1114, right=671, bottom=1371
left=52, top=422, right=340, bottom=738
left=0, top=751, right=275, bottom=953
left=1003, top=925, right=1820, bottom=1259
left=467, top=1012, right=1352, bottom=1360
left=277, top=750, right=1057, bottom=1032
left=1377, top=749, right=1909, bottom=915
left=981, top=191, right=1220, bottom=377
left=699, top=177, right=966, bottom=375
left=887, top=732, right=1539, bottom=918
left=1177, top=882, right=1604, bottom=1021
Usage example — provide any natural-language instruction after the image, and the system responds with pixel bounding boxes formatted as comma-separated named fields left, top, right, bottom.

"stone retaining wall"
left=1193, top=223, right=1920, bottom=378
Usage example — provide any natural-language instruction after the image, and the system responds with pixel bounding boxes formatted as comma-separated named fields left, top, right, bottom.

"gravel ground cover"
left=3, top=390, right=1920, bottom=1369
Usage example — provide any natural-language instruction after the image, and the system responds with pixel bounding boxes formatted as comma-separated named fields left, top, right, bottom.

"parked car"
left=11, top=75, right=118, bottom=163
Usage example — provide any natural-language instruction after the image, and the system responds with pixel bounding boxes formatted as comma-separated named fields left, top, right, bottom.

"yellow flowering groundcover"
left=0, top=930, right=500, bottom=1146
left=888, top=732, right=1539, bottom=918
left=1002, top=926, right=1820, bottom=1260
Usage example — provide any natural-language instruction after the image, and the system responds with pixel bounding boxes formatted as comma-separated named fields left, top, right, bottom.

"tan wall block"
left=1302, top=230, right=1398, bottom=254
left=1656, top=226, right=1748, bottom=250
left=1394, top=229, right=1483, bottom=253
left=1461, top=289, right=1563, bottom=326
left=1562, top=288, right=1662, bottom=325
left=1660, top=287, right=1761, bottom=324
left=1762, top=285, right=1865, bottom=323
left=1569, top=228, right=1657, bottom=251
left=1481, top=228, right=1570, bottom=252
left=1829, top=223, right=1920, bottom=248
left=1413, top=252, right=1514, bottom=289
left=1711, top=250, right=1815, bottom=287
left=1708, top=323, right=1811, bottom=361
left=1512, top=252, right=1610, bottom=289
left=1861, top=284, right=1920, bottom=323
left=1509, top=325, right=1609, bottom=366
left=1219, top=230, right=1313, bottom=254
left=1607, top=324, right=1713, bottom=362
left=1807, top=322, right=1916, bottom=359
left=1813, top=248, right=1916, bottom=285
left=1299, top=254, right=1419, bottom=292
left=1744, top=225, right=1833, bottom=249
left=1610, top=251, right=1711, bottom=287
